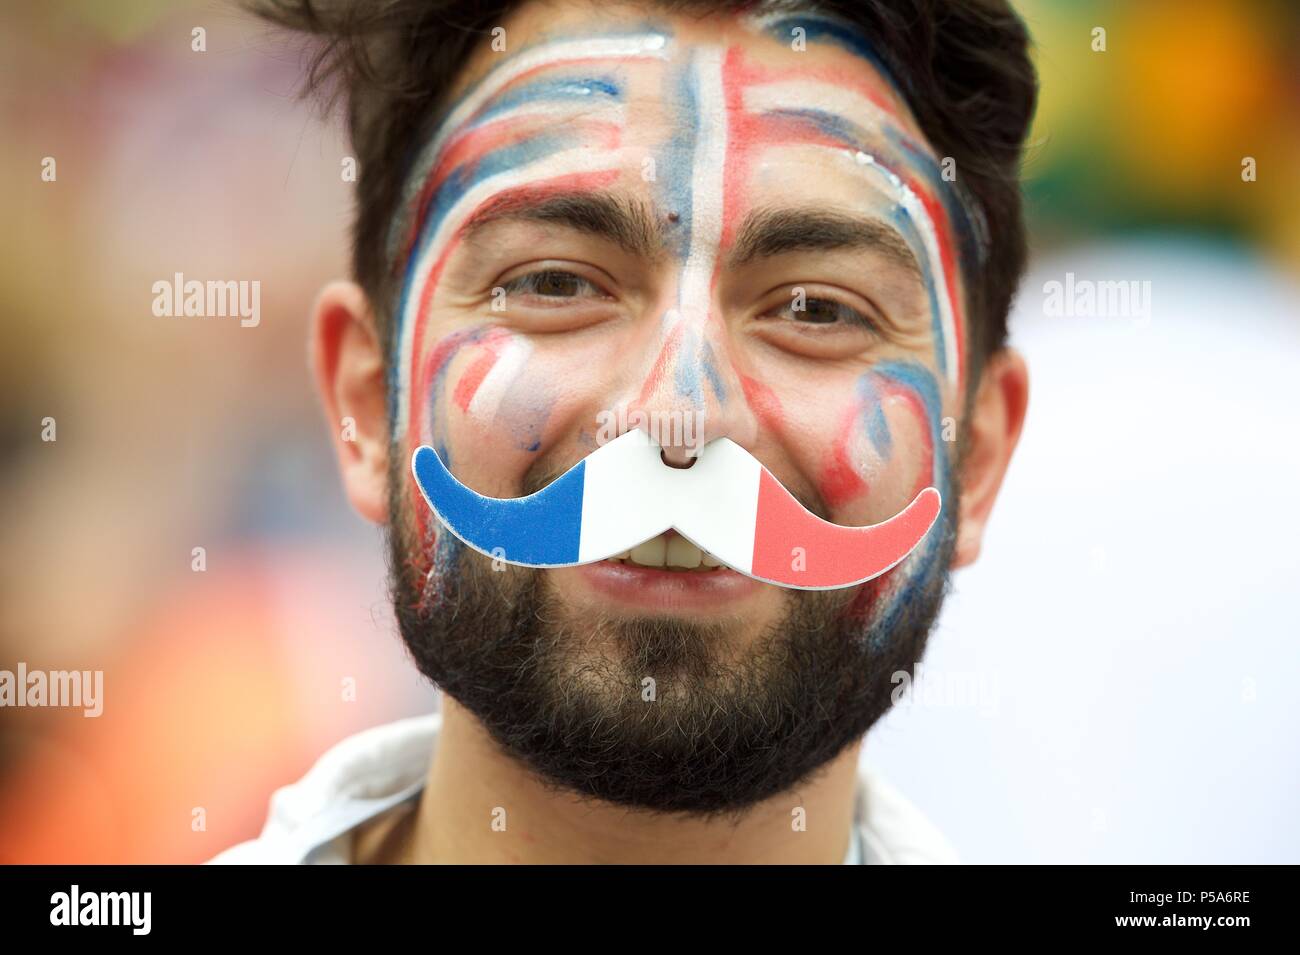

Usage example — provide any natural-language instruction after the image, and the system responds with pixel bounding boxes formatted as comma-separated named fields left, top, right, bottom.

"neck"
left=357, top=697, right=862, bottom=864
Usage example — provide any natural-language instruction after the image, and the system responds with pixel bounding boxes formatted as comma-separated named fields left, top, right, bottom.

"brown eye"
left=765, top=296, right=877, bottom=330
left=504, top=269, right=604, bottom=299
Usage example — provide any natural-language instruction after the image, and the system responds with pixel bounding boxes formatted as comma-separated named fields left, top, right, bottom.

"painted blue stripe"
left=473, top=76, right=622, bottom=126
left=759, top=14, right=913, bottom=98
left=872, top=360, right=942, bottom=426
left=855, top=375, right=893, bottom=459
left=655, top=60, right=697, bottom=261
left=412, top=447, right=584, bottom=565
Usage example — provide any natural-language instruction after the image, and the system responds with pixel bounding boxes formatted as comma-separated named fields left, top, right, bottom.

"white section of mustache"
left=575, top=429, right=761, bottom=571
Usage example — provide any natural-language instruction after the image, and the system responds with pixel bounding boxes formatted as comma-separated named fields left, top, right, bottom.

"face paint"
left=838, top=358, right=955, bottom=640
left=412, top=429, right=940, bottom=590
left=390, top=10, right=977, bottom=608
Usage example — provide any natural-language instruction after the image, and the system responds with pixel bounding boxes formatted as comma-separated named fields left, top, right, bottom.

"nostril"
left=660, top=448, right=698, bottom=469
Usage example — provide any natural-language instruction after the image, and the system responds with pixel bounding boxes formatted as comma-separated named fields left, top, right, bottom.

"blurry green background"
left=0, top=0, right=1296, bottom=862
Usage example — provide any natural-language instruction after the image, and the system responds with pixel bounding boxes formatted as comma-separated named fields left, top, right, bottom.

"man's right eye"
left=500, top=269, right=606, bottom=300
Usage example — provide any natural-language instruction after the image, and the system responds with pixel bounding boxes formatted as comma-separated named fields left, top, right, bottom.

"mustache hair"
left=411, top=429, right=941, bottom=590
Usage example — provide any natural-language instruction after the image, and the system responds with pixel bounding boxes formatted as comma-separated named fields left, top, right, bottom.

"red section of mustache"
left=750, top=470, right=941, bottom=588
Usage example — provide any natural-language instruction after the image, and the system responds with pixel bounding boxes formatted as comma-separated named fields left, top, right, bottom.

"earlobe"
left=951, top=349, right=1029, bottom=569
left=311, top=280, right=390, bottom=525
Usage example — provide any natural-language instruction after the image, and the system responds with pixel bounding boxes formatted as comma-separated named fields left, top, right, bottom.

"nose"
left=622, top=306, right=758, bottom=466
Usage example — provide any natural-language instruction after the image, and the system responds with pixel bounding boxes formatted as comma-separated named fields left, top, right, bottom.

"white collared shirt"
left=208, top=713, right=958, bottom=864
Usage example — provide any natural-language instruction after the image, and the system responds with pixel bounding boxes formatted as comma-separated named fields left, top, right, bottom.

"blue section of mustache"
left=412, top=446, right=584, bottom=566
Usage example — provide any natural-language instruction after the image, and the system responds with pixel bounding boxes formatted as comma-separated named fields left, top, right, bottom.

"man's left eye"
left=501, top=269, right=605, bottom=300
left=766, top=297, right=876, bottom=329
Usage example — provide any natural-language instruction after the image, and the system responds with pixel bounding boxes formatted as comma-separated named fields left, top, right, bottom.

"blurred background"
left=1, top=0, right=1296, bottom=863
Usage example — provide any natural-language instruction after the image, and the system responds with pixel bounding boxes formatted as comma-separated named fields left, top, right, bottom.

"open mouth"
left=603, top=531, right=724, bottom=572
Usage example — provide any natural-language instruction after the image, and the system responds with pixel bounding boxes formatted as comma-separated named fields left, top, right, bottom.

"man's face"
left=384, top=1, right=975, bottom=812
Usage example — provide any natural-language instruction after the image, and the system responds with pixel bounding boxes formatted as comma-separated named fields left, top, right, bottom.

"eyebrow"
left=456, top=193, right=924, bottom=280
left=727, top=207, right=922, bottom=276
left=459, top=190, right=664, bottom=259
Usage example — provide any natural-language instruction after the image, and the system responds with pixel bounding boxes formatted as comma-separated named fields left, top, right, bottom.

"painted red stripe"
left=404, top=117, right=622, bottom=263
left=451, top=337, right=506, bottom=412
left=819, top=403, right=869, bottom=509
left=906, top=179, right=965, bottom=392
left=635, top=318, right=688, bottom=406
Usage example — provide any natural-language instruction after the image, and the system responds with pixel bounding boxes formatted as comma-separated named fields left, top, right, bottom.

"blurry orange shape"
left=0, top=546, right=407, bottom=864
left=1110, top=0, right=1281, bottom=204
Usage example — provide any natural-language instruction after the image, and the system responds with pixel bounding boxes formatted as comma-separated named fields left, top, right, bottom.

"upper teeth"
left=611, top=534, right=724, bottom=570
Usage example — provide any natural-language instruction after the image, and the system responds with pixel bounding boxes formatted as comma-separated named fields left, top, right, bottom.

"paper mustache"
left=411, top=429, right=941, bottom=590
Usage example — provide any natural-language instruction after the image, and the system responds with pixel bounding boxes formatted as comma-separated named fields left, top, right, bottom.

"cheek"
left=804, top=366, right=946, bottom=520
left=738, top=373, right=786, bottom=433
left=427, top=330, right=630, bottom=493
left=452, top=335, right=554, bottom=457
left=408, top=325, right=495, bottom=450
left=430, top=332, right=555, bottom=494
left=876, top=391, right=939, bottom=496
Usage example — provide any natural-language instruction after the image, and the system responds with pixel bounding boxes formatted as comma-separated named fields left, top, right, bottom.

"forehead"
left=389, top=3, right=978, bottom=258
left=445, top=2, right=926, bottom=136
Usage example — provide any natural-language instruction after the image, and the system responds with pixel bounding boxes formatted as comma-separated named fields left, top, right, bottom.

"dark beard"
left=388, top=457, right=957, bottom=820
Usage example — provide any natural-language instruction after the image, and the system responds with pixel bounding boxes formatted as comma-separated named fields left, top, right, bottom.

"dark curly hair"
left=250, top=0, right=1037, bottom=393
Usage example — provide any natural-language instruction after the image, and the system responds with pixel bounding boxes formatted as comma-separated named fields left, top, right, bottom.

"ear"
left=312, top=280, right=389, bottom=525
left=952, top=348, right=1029, bottom=569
